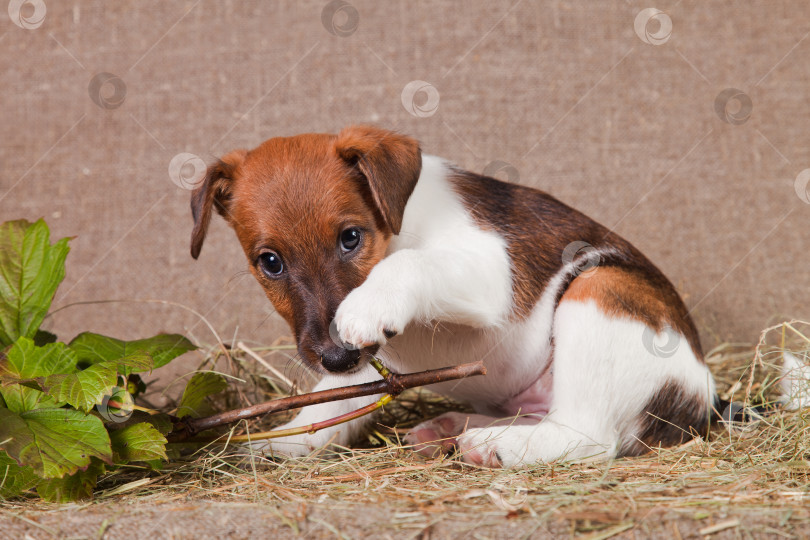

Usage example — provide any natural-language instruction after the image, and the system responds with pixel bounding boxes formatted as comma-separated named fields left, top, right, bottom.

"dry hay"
left=1, top=322, right=808, bottom=538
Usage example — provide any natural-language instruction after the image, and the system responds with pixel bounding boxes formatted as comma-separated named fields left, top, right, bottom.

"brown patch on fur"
left=621, top=379, right=711, bottom=457
left=449, top=170, right=703, bottom=360
left=560, top=267, right=701, bottom=357
left=189, top=126, right=418, bottom=369
left=190, top=149, right=247, bottom=259
left=335, top=125, right=421, bottom=235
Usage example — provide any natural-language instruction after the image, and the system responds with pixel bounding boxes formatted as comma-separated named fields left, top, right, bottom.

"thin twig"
left=167, top=360, right=486, bottom=442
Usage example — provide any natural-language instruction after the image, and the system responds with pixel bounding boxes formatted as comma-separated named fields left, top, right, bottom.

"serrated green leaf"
left=110, top=423, right=167, bottom=463
left=70, top=333, right=196, bottom=371
left=176, top=372, right=227, bottom=419
left=0, top=449, right=39, bottom=499
left=36, top=458, right=105, bottom=502
left=0, top=338, right=77, bottom=379
left=40, top=353, right=153, bottom=412
left=0, top=383, right=62, bottom=414
left=0, top=219, right=70, bottom=347
left=0, top=407, right=112, bottom=478
left=0, top=339, right=75, bottom=413
left=138, top=412, right=174, bottom=436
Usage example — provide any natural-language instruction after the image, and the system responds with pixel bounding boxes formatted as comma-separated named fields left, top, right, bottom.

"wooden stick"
left=167, top=360, right=486, bottom=442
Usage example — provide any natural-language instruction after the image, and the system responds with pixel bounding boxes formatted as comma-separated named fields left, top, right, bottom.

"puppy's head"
left=190, top=125, right=421, bottom=373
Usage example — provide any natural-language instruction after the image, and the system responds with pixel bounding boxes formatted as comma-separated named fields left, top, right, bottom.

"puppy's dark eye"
left=258, top=251, right=284, bottom=277
left=339, top=227, right=361, bottom=253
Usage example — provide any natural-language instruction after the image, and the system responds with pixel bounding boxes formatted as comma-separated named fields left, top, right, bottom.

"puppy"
left=190, top=125, right=716, bottom=467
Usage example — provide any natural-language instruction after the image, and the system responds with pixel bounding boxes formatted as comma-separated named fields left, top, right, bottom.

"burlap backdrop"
left=2, top=2, right=808, bottom=376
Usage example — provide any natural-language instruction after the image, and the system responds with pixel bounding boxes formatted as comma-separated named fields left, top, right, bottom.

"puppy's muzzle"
left=320, top=345, right=362, bottom=373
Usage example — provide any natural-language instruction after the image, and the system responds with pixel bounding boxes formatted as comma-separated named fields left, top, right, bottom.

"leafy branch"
left=0, top=219, right=195, bottom=502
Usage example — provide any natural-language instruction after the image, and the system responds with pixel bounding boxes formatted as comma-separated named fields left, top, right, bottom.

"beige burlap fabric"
left=2, top=1, right=808, bottom=364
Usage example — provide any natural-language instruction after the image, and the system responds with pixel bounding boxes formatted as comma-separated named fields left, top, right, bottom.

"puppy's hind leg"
left=459, top=304, right=712, bottom=467
left=404, top=412, right=537, bottom=457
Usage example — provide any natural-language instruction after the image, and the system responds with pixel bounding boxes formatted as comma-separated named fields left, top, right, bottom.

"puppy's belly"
left=379, top=307, right=555, bottom=414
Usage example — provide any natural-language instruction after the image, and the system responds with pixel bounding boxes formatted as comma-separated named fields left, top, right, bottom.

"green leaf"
left=40, top=353, right=153, bottom=412
left=0, top=219, right=70, bottom=347
left=110, top=423, right=167, bottom=463
left=70, top=333, right=196, bottom=371
left=0, top=338, right=77, bottom=379
left=0, top=383, right=62, bottom=414
left=36, top=458, right=105, bottom=502
left=0, top=407, right=112, bottom=478
left=0, top=449, right=39, bottom=499
left=0, top=338, right=75, bottom=413
left=176, top=372, right=227, bottom=419
left=127, top=411, right=173, bottom=436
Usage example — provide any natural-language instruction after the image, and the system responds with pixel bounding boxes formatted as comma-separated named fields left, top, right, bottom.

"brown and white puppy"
left=190, top=125, right=717, bottom=467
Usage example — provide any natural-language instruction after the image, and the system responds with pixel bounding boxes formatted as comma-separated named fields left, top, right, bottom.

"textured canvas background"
left=2, top=1, right=808, bottom=366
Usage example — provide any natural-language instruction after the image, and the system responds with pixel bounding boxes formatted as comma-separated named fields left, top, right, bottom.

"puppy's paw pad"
left=404, top=427, right=455, bottom=457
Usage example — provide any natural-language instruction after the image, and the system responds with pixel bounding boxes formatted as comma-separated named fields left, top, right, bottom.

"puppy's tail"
left=712, top=351, right=809, bottom=424
left=779, top=351, right=810, bottom=411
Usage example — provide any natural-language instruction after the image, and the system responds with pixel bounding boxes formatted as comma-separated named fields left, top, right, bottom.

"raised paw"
left=334, top=284, right=414, bottom=348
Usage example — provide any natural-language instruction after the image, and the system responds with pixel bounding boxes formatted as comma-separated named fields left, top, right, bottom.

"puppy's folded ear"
left=190, top=150, right=247, bottom=259
left=335, top=125, right=422, bottom=235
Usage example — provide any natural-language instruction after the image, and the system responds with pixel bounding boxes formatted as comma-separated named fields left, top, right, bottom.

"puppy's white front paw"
left=335, top=284, right=415, bottom=348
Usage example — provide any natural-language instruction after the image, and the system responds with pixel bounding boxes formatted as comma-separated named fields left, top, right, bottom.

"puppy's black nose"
left=321, top=346, right=361, bottom=373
